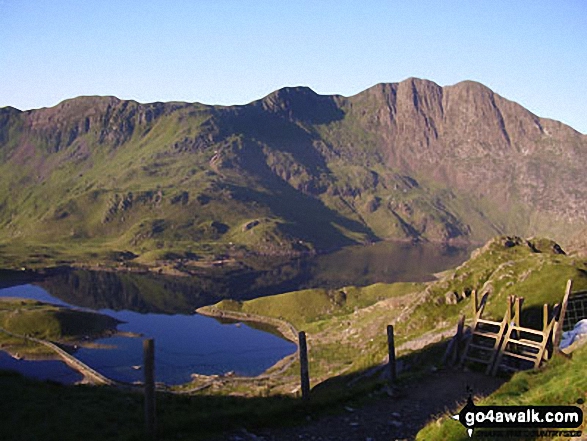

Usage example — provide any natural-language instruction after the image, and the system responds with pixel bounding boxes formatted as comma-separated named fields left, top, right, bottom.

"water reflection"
left=0, top=242, right=472, bottom=384
left=0, top=285, right=297, bottom=384
left=307, top=241, right=470, bottom=288
left=34, top=242, right=472, bottom=313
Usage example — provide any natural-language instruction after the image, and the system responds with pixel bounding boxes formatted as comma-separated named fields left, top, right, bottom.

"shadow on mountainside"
left=219, top=135, right=377, bottom=249
left=219, top=100, right=339, bottom=176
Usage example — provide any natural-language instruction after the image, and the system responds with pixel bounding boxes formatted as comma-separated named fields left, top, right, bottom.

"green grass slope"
left=216, top=282, right=419, bottom=330
left=210, top=236, right=587, bottom=389
left=416, top=343, right=587, bottom=440
left=0, top=298, right=119, bottom=340
left=2, top=236, right=587, bottom=439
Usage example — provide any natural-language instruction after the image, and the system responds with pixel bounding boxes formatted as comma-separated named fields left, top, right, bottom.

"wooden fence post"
left=453, top=315, right=465, bottom=366
left=553, top=279, right=573, bottom=349
left=144, top=338, right=156, bottom=440
left=387, top=325, right=397, bottom=385
left=298, top=331, right=310, bottom=401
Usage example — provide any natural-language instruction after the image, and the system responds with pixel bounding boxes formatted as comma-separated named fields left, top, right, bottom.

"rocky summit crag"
left=1, top=78, right=586, bottom=263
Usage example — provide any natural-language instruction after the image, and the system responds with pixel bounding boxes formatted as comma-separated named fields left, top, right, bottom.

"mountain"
left=1, top=78, right=586, bottom=265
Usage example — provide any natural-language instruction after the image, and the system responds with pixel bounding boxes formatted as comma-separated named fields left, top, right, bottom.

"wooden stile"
left=461, top=280, right=572, bottom=376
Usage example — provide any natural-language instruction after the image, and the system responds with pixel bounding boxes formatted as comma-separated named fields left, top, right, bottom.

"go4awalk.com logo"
left=452, top=396, right=583, bottom=438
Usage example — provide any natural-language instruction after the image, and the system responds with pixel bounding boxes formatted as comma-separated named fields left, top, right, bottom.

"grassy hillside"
left=0, top=368, right=368, bottom=441
left=416, top=343, right=587, bottom=440
left=2, top=236, right=587, bottom=439
left=215, top=282, right=419, bottom=329
left=217, top=235, right=587, bottom=338
left=208, top=236, right=587, bottom=392
left=0, top=298, right=119, bottom=357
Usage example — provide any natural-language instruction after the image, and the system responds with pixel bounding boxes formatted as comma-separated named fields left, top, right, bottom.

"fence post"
left=298, top=331, right=310, bottom=401
left=387, top=325, right=397, bottom=385
left=453, top=315, right=465, bottom=365
left=553, top=279, right=573, bottom=349
left=144, top=338, right=156, bottom=440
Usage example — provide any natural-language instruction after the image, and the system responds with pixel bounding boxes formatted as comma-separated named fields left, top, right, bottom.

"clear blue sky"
left=1, top=0, right=586, bottom=133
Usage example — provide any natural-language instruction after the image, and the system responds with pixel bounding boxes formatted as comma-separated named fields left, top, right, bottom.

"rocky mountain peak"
left=259, top=86, right=344, bottom=124
left=0, top=106, right=23, bottom=115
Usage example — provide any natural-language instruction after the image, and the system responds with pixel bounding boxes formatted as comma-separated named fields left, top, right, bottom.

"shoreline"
left=0, top=326, right=116, bottom=385
left=196, top=305, right=299, bottom=344
left=0, top=303, right=301, bottom=392
left=170, top=306, right=302, bottom=394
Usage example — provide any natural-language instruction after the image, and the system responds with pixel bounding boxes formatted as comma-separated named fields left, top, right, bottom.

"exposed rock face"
left=0, top=79, right=586, bottom=254
left=341, top=79, right=586, bottom=224
left=568, top=228, right=587, bottom=257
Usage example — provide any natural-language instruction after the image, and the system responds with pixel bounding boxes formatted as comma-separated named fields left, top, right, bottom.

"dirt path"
left=220, top=369, right=505, bottom=441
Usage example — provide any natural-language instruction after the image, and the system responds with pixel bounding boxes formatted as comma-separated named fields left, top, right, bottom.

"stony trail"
left=219, top=369, right=505, bottom=441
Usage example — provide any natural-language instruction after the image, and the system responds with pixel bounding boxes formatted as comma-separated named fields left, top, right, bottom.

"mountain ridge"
left=4, top=78, right=585, bottom=137
left=1, top=78, right=586, bottom=266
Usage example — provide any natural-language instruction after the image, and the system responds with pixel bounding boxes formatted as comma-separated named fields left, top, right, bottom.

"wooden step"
left=473, top=329, right=501, bottom=339
left=501, top=351, right=539, bottom=363
left=509, top=326, right=545, bottom=336
left=477, top=319, right=502, bottom=327
left=468, top=343, right=494, bottom=351
left=507, top=339, right=543, bottom=349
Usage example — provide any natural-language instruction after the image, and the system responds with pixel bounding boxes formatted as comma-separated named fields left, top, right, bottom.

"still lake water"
left=0, top=242, right=473, bottom=385
left=0, top=284, right=297, bottom=385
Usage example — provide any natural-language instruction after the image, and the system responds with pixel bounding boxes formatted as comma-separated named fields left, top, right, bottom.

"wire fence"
left=563, top=290, right=587, bottom=331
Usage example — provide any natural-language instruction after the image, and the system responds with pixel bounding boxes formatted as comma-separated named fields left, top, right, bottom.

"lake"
left=0, top=283, right=297, bottom=385
left=0, top=241, right=473, bottom=385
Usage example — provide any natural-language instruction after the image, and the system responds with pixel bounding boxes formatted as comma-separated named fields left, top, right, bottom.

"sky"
left=1, top=0, right=586, bottom=134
